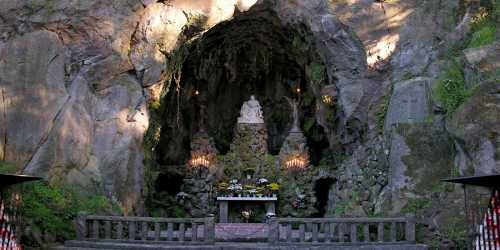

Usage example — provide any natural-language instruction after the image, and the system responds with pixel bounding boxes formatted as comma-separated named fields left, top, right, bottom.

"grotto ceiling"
left=155, top=4, right=332, bottom=168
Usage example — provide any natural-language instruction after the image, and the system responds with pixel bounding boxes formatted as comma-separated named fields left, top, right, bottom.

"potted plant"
left=217, top=182, right=229, bottom=197
left=244, top=184, right=256, bottom=197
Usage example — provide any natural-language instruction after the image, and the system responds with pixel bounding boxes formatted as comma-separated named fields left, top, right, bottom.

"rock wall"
left=0, top=0, right=262, bottom=214
left=0, top=0, right=499, bottom=247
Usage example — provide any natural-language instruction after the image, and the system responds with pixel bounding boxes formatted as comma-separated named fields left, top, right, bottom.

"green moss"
left=397, top=124, right=454, bottom=194
left=401, top=198, right=431, bottom=215
left=307, top=62, right=325, bottom=85
left=435, top=57, right=473, bottom=115
left=468, top=22, right=496, bottom=48
left=0, top=161, right=18, bottom=174
left=376, top=85, right=393, bottom=133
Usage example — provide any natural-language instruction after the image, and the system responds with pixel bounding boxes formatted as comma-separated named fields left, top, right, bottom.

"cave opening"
left=313, top=177, right=336, bottom=217
left=150, top=3, right=333, bottom=210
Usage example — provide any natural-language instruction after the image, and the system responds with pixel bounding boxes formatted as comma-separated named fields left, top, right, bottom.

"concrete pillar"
left=265, top=201, right=276, bottom=215
left=219, top=201, right=228, bottom=223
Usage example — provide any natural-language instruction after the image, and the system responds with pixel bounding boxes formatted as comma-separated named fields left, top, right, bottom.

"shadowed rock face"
left=156, top=6, right=314, bottom=165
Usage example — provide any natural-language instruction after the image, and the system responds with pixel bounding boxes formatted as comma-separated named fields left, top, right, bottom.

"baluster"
left=390, top=222, right=396, bottom=242
left=338, top=223, right=345, bottom=243
left=268, top=218, right=279, bottom=244
left=116, top=222, right=123, bottom=239
left=286, top=223, right=292, bottom=242
left=204, top=216, right=215, bottom=243
left=92, top=220, right=99, bottom=239
left=192, top=222, right=198, bottom=242
left=104, top=221, right=111, bottom=239
left=312, top=222, right=318, bottom=243
left=129, top=221, right=136, bottom=240
left=377, top=222, right=384, bottom=242
left=330, top=223, right=335, bottom=242
left=299, top=224, right=305, bottom=242
left=350, top=223, right=357, bottom=243
left=324, top=222, right=331, bottom=242
left=405, top=216, right=416, bottom=242
left=179, top=223, right=185, bottom=242
left=363, top=223, right=370, bottom=242
left=167, top=223, right=174, bottom=241
left=154, top=222, right=161, bottom=241
left=76, top=212, right=87, bottom=240
left=141, top=222, right=148, bottom=240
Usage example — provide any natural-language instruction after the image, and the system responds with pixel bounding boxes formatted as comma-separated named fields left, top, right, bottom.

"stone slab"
left=384, top=77, right=431, bottom=132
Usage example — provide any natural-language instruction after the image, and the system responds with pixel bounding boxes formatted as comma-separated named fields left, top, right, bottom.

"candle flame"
left=189, top=154, right=211, bottom=168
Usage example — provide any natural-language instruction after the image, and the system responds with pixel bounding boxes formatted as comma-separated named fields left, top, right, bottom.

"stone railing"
left=268, top=217, right=415, bottom=245
left=76, top=213, right=215, bottom=244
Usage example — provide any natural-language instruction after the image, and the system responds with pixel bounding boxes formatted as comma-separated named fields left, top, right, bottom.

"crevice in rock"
left=313, top=177, right=336, bottom=217
left=22, top=89, right=72, bottom=172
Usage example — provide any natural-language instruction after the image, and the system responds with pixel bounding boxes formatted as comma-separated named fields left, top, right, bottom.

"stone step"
left=55, top=241, right=429, bottom=250
left=215, top=223, right=268, bottom=242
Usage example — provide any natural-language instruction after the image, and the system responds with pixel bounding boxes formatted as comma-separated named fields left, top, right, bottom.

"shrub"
left=18, top=182, right=122, bottom=247
left=468, top=22, right=496, bottom=48
left=435, top=58, right=473, bottom=114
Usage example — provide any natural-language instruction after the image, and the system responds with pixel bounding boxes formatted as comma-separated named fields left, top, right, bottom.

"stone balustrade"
left=268, top=217, right=416, bottom=245
left=75, top=213, right=215, bottom=244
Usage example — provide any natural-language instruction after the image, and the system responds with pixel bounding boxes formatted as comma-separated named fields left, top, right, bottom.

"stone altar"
left=216, top=196, right=277, bottom=223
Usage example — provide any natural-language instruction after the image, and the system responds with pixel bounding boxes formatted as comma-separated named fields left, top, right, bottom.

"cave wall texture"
left=0, top=0, right=499, bottom=246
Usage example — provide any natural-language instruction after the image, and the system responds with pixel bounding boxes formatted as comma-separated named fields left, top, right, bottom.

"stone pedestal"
left=219, top=200, right=229, bottom=223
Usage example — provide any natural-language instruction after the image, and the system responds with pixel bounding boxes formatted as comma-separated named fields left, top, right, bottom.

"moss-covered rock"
left=448, top=81, right=500, bottom=175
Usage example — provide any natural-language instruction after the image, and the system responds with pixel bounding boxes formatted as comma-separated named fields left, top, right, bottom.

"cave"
left=155, top=3, right=331, bottom=167
left=155, top=172, right=184, bottom=196
left=313, top=178, right=336, bottom=217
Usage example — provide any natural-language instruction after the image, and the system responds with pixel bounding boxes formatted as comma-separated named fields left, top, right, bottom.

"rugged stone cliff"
left=0, top=0, right=498, bottom=247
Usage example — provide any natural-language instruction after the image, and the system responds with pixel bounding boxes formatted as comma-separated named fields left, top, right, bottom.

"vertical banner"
left=475, top=189, right=500, bottom=250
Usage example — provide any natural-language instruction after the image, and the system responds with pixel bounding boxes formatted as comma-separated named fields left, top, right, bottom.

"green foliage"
left=401, top=198, right=431, bottom=215
left=439, top=217, right=469, bottom=249
left=376, top=86, right=393, bottom=133
left=0, top=161, right=18, bottom=174
left=302, top=92, right=314, bottom=107
left=468, top=22, right=496, bottom=48
left=303, top=118, right=315, bottom=133
left=308, top=62, right=325, bottom=84
left=424, top=114, right=434, bottom=123
left=334, top=203, right=352, bottom=216
left=435, top=57, right=473, bottom=114
left=19, top=182, right=121, bottom=246
left=450, top=165, right=460, bottom=177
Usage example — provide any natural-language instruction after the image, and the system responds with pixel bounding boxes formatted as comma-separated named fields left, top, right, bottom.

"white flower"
left=258, top=178, right=268, bottom=184
left=230, top=179, right=239, bottom=184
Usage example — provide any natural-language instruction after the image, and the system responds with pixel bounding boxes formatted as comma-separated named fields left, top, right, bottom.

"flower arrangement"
left=216, top=179, right=279, bottom=197
left=267, top=183, right=280, bottom=192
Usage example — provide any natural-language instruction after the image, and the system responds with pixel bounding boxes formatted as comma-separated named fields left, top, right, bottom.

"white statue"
left=237, top=95, right=264, bottom=124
